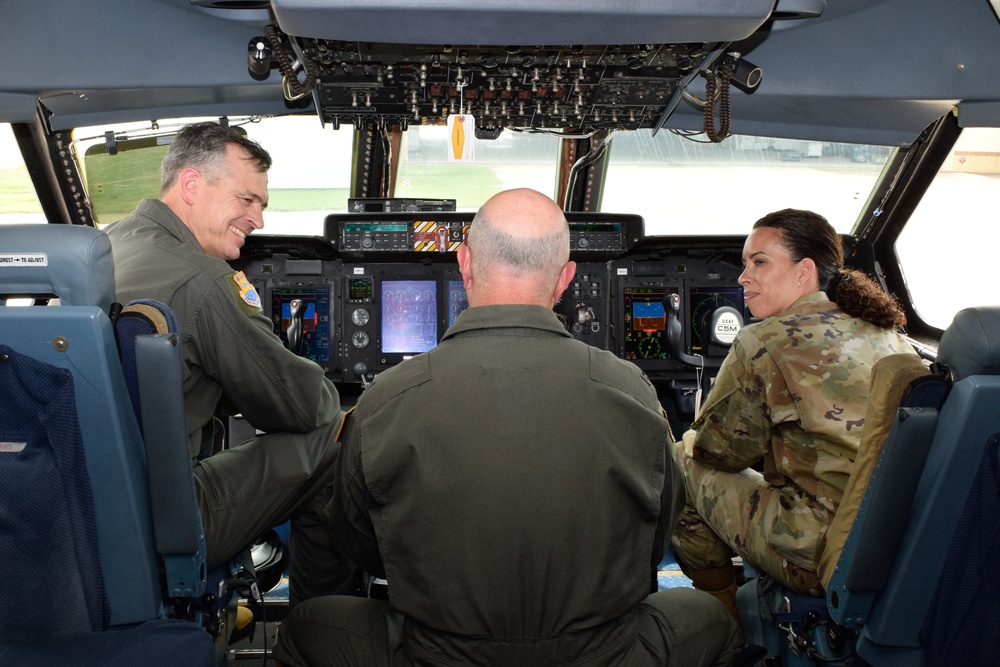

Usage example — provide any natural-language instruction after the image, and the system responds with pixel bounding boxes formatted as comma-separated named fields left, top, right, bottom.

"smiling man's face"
left=189, top=145, right=269, bottom=260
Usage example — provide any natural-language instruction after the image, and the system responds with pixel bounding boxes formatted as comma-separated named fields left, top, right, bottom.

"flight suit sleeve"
left=627, top=369, right=685, bottom=571
left=327, top=408, right=385, bottom=577
left=654, top=420, right=686, bottom=569
left=192, top=271, right=341, bottom=434
left=688, top=336, right=772, bottom=471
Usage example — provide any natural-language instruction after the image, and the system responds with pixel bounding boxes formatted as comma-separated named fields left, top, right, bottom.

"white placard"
left=0, top=253, right=47, bottom=267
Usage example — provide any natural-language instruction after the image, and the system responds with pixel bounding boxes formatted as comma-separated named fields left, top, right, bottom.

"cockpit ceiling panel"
left=302, top=41, right=717, bottom=133
left=269, top=0, right=778, bottom=45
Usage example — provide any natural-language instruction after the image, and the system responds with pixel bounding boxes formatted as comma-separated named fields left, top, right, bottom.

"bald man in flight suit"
left=273, top=188, right=745, bottom=666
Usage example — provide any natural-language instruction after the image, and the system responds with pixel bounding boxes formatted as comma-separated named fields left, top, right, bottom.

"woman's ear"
left=799, top=257, right=817, bottom=286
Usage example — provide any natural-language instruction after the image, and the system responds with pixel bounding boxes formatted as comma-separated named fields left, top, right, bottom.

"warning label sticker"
left=0, top=254, right=47, bottom=267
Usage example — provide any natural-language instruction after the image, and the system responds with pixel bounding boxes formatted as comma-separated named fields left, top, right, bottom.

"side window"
left=81, top=134, right=165, bottom=227
left=0, top=123, right=45, bottom=224
left=603, top=130, right=894, bottom=235
left=76, top=116, right=354, bottom=235
left=895, top=127, right=1000, bottom=330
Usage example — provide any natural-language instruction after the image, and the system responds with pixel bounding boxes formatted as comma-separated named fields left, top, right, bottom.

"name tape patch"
left=0, top=442, right=27, bottom=453
left=0, top=253, right=47, bottom=267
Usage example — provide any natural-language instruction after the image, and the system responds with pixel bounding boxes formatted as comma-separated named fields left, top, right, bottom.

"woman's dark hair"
left=753, top=208, right=906, bottom=329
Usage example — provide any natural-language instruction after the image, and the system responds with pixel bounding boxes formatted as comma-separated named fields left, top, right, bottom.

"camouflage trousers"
left=671, top=436, right=824, bottom=596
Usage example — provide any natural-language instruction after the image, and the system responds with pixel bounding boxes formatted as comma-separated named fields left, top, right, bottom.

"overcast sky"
left=0, top=124, right=23, bottom=169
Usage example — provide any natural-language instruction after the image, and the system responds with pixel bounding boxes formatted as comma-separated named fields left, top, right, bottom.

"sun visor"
left=0, top=92, right=38, bottom=124
left=270, top=0, right=778, bottom=44
left=957, top=100, right=1000, bottom=128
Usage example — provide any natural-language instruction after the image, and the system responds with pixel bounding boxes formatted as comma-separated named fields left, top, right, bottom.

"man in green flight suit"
left=106, top=122, right=354, bottom=607
left=273, top=188, right=746, bottom=667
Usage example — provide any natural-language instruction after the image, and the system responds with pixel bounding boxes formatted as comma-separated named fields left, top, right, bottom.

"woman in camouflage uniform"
left=671, top=208, right=917, bottom=618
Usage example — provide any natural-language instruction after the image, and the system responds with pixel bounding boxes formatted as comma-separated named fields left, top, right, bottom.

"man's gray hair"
left=466, top=213, right=569, bottom=278
left=160, top=122, right=272, bottom=194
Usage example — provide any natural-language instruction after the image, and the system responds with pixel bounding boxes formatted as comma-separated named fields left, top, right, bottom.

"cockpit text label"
left=0, top=253, right=47, bottom=266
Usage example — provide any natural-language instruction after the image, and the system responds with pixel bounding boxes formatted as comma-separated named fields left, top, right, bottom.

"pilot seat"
left=738, top=306, right=1000, bottom=666
left=0, top=224, right=245, bottom=665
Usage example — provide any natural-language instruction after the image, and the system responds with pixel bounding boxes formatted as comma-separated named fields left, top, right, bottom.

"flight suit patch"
left=231, top=271, right=262, bottom=315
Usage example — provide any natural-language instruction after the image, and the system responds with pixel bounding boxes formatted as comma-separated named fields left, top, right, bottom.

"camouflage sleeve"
left=688, top=335, right=773, bottom=471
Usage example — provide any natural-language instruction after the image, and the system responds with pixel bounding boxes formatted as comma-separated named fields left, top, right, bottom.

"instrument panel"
left=230, top=213, right=748, bottom=402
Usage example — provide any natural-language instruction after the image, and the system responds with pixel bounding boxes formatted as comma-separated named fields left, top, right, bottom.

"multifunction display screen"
left=381, top=279, right=438, bottom=354
left=271, top=287, right=332, bottom=362
left=622, top=286, right=677, bottom=360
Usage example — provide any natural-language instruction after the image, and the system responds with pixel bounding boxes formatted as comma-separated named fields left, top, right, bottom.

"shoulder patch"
left=231, top=271, right=262, bottom=312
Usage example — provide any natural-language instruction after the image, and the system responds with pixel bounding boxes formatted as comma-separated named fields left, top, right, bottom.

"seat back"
left=0, top=224, right=213, bottom=664
left=850, top=307, right=1000, bottom=666
left=745, top=309, right=1000, bottom=666
left=820, top=353, right=938, bottom=589
left=738, top=351, right=939, bottom=665
left=823, top=355, right=947, bottom=625
left=919, top=412, right=1000, bottom=665
left=0, top=224, right=162, bottom=627
left=116, top=299, right=207, bottom=599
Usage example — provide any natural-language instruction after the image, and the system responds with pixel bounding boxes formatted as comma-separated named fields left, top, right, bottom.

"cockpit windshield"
left=604, top=131, right=894, bottom=235
left=74, top=116, right=893, bottom=237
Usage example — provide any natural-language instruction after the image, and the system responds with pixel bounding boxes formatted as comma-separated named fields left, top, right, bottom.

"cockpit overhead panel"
left=306, top=41, right=696, bottom=133
left=256, top=31, right=750, bottom=135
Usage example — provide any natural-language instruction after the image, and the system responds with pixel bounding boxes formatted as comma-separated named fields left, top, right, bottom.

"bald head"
left=477, top=188, right=567, bottom=237
left=458, top=189, right=575, bottom=307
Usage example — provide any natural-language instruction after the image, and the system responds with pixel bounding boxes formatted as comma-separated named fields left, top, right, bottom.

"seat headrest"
left=0, top=224, right=115, bottom=311
left=936, top=307, right=1000, bottom=381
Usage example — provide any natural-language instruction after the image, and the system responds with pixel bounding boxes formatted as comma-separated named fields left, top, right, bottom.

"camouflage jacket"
left=688, top=291, right=916, bottom=567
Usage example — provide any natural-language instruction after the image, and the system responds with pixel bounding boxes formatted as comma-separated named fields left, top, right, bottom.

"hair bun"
left=827, top=270, right=845, bottom=295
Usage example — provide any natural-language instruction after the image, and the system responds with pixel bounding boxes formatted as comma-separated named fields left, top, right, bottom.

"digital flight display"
left=381, top=279, right=438, bottom=354
left=632, top=301, right=666, bottom=330
left=622, top=286, right=677, bottom=360
left=271, top=287, right=332, bottom=362
left=348, top=276, right=373, bottom=302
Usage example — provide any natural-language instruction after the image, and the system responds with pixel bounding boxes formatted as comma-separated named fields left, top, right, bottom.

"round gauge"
left=638, top=336, right=662, bottom=359
left=351, top=307, right=370, bottom=326
left=351, top=331, right=370, bottom=349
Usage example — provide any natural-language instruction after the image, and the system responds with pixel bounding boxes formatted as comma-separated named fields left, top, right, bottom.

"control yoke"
left=287, top=298, right=304, bottom=356
left=666, top=293, right=743, bottom=368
